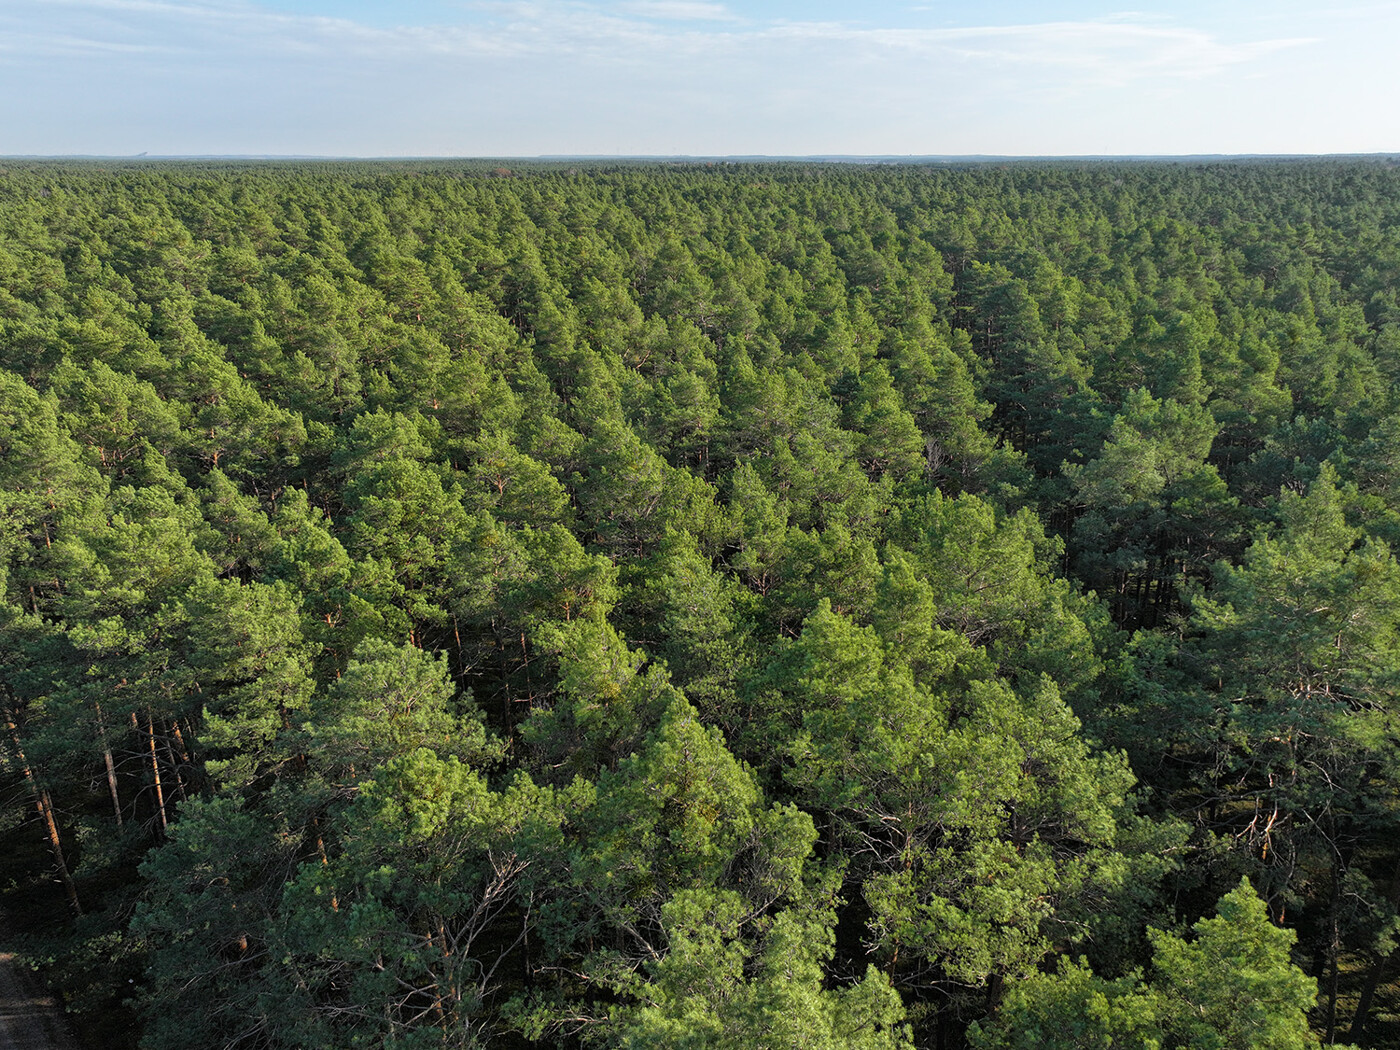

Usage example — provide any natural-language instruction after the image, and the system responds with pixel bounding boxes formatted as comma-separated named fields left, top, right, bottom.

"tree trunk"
left=135, top=710, right=168, bottom=834
left=4, top=712, right=82, bottom=917
left=94, top=702, right=122, bottom=827
left=36, top=787, right=82, bottom=918
left=1349, top=854, right=1400, bottom=1040
left=171, top=718, right=193, bottom=764
left=163, top=733, right=188, bottom=802
left=149, top=712, right=168, bottom=830
left=1349, top=950, right=1389, bottom=1043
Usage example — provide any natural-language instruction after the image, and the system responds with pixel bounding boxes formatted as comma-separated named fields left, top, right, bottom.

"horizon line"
left=4, top=152, right=1399, bottom=163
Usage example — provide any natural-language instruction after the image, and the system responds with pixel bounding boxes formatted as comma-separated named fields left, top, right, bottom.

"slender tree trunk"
left=171, top=719, right=193, bottom=764
left=135, top=710, right=168, bottom=833
left=1324, top=830, right=1345, bottom=1044
left=433, top=919, right=451, bottom=1027
left=94, top=702, right=122, bottom=827
left=1350, top=854, right=1400, bottom=1040
left=172, top=718, right=200, bottom=797
left=149, top=712, right=168, bottom=832
left=1350, top=950, right=1391, bottom=1043
left=1327, top=908, right=1340, bottom=1043
left=35, top=787, right=82, bottom=918
left=4, top=712, right=82, bottom=917
left=493, top=620, right=510, bottom=727
left=523, top=891, right=533, bottom=988
left=313, top=820, right=338, bottom=911
left=162, top=730, right=188, bottom=803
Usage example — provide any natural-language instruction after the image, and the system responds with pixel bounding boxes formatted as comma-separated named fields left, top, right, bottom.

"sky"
left=1, top=0, right=1397, bottom=157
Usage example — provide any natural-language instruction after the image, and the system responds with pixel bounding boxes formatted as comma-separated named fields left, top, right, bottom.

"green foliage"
left=971, top=879, right=1320, bottom=1050
left=1149, top=878, right=1319, bottom=1050
left=611, top=889, right=911, bottom=1050
left=5, top=159, right=1400, bottom=1050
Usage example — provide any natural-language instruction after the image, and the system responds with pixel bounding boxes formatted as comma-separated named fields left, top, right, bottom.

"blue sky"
left=2, top=0, right=1396, bottom=156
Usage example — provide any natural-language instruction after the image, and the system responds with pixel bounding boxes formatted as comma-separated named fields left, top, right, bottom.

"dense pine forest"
left=4, top=158, right=1400, bottom=1048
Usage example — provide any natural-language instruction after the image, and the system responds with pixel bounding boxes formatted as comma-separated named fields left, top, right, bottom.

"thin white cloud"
left=8, top=0, right=1314, bottom=80
left=7, top=0, right=526, bottom=61
left=0, top=30, right=162, bottom=56
left=617, top=1, right=735, bottom=20
left=763, top=19, right=1315, bottom=84
left=1, top=0, right=1389, bottom=155
left=1094, top=11, right=1177, bottom=24
left=36, top=0, right=223, bottom=13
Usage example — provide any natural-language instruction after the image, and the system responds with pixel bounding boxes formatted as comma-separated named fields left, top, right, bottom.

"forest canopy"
left=4, top=158, right=1400, bottom=1048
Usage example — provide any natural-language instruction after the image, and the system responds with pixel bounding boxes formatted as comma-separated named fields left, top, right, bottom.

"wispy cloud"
left=0, top=0, right=1389, bottom=156
left=0, top=30, right=163, bottom=57
left=763, top=19, right=1314, bottom=85
left=5, top=0, right=1313, bottom=78
left=617, top=0, right=735, bottom=21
